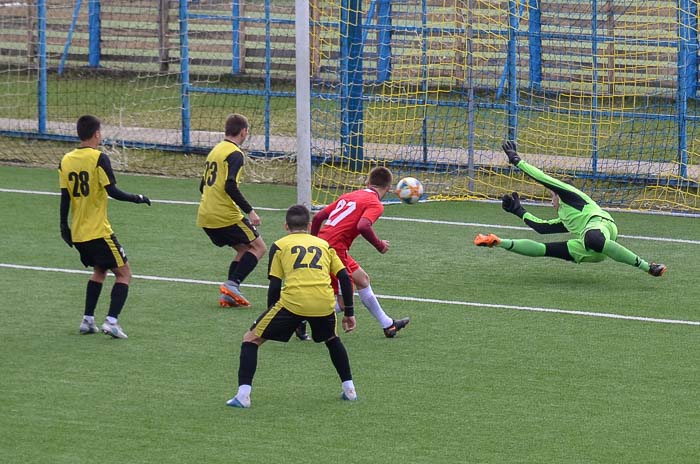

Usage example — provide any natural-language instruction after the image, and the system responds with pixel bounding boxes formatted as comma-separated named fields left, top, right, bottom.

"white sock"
left=358, top=286, right=393, bottom=328
left=83, top=316, right=95, bottom=323
left=106, top=316, right=118, bottom=325
left=341, top=380, right=355, bottom=392
left=237, top=384, right=252, bottom=398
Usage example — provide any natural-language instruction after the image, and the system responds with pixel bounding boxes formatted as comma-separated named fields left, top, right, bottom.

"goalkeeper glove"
left=501, top=192, right=526, bottom=218
left=502, top=140, right=521, bottom=166
left=60, top=223, right=73, bottom=247
left=135, top=194, right=151, bottom=206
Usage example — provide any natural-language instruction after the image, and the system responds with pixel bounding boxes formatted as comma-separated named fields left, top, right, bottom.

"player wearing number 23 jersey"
left=196, top=114, right=267, bottom=308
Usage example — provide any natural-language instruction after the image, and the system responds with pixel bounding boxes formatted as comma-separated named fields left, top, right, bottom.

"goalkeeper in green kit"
left=474, top=141, right=667, bottom=277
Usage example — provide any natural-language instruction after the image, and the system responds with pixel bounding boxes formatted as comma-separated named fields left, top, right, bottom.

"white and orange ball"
left=395, top=177, right=424, bottom=204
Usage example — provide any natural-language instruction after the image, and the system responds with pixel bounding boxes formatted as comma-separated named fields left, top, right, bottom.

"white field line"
left=4, top=187, right=699, bottom=245
left=1, top=263, right=699, bottom=327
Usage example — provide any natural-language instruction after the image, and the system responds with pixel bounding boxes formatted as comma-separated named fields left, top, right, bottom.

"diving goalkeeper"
left=474, top=141, right=667, bottom=277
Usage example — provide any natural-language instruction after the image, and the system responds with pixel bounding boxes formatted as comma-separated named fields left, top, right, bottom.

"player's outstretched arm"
left=522, top=214, right=568, bottom=234
left=501, top=142, right=578, bottom=199
left=105, top=184, right=151, bottom=205
left=357, top=218, right=388, bottom=253
left=97, top=153, right=150, bottom=205
left=502, top=192, right=568, bottom=234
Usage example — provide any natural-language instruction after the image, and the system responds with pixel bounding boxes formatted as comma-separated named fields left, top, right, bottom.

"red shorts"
left=330, top=248, right=359, bottom=294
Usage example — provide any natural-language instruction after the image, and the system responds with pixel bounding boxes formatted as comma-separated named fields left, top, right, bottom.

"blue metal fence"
left=10, top=0, right=700, bottom=185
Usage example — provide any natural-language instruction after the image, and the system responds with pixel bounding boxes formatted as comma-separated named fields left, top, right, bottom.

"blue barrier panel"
left=179, top=0, right=191, bottom=149
left=58, top=0, right=82, bottom=76
left=376, top=0, right=392, bottom=83
left=37, top=0, right=47, bottom=134
left=340, top=0, right=364, bottom=167
left=88, top=0, right=101, bottom=68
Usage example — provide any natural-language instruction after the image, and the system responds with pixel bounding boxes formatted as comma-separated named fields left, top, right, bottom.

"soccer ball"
left=395, top=177, right=424, bottom=204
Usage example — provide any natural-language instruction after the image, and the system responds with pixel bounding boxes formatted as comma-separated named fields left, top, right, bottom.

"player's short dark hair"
left=76, top=115, right=101, bottom=141
left=368, top=166, right=392, bottom=188
left=225, top=113, right=249, bottom=137
left=286, top=204, right=310, bottom=231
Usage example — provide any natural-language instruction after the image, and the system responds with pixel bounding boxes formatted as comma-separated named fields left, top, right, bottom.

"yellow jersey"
left=58, top=147, right=114, bottom=243
left=196, top=140, right=247, bottom=228
left=268, top=233, right=345, bottom=317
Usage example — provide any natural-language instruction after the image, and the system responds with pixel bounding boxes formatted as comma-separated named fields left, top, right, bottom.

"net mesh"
left=309, top=0, right=700, bottom=212
left=0, top=1, right=699, bottom=211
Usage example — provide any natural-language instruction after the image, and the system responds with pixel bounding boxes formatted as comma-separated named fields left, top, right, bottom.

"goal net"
left=308, top=0, right=700, bottom=212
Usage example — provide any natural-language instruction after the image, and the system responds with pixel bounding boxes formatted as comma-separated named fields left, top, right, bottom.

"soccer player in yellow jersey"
left=58, top=115, right=151, bottom=339
left=197, top=113, right=266, bottom=308
left=226, top=205, right=358, bottom=408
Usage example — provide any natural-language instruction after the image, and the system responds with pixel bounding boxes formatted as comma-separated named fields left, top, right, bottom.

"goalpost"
left=296, top=0, right=312, bottom=208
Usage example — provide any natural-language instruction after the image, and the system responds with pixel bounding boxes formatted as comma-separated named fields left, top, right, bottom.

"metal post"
left=232, top=0, right=241, bottom=74
left=37, top=0, right=47, bottom=134
left=507, top=0, right=518, bottom=141
left=179, top=0, right=191, bottom=149
left=591, top=0, right=599, bottom=174
left=158, top=0, right=171, bottom=72
left=340, top=0, right=364, bottom=169
left=296, top=0, right=312, bottom=207
left=88, top=0, right=101, bottom=68
left=678, top=0, right=692, bottom=178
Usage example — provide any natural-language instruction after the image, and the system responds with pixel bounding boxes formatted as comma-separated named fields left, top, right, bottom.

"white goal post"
left=295, top=0, right=312, bottom=208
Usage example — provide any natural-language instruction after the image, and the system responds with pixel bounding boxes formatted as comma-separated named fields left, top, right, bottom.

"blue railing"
left=14, top=0, right=699, bottom=186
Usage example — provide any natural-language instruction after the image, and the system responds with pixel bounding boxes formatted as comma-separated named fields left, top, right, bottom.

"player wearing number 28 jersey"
left=310, top=167, right=411, bottom=338
left=58, top=115, right=151, bottom=339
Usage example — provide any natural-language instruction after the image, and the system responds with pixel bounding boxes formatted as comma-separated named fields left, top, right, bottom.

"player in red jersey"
left=309, top=166, right=410, bottom=338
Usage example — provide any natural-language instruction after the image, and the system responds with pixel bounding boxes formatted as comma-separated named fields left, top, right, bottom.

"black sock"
left=325, top=337, right=352, bottom=382
left=84, top=280, right=103, bottom=317
left=238, top=341, right=259, bottom=386
left=107, top=282, right=129, bottom=319
left=228, top=261, right=239, bottom=281
left=232, top=252, right=259, bottom=283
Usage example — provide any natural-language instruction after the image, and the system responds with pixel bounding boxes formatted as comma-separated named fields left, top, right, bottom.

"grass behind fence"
left=1, top=70, right=697, bottom=164
left=1, top=165, right=699, bottom=463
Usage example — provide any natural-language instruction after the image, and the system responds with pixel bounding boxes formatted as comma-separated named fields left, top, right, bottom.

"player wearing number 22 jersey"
left=226, top=205, right=358, bottom=408
left=310, top=166, right=411, bottom=338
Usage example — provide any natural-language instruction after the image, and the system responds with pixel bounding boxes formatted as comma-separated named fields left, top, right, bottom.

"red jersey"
left=316, top=188, right=384, bottom=250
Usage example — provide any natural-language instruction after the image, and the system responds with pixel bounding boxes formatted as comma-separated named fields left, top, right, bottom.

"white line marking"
left=3, top=188, right=698, bottom=244
left=2, top=263, right=698, bottom=327
left=0, top=188, right=280, bottom=211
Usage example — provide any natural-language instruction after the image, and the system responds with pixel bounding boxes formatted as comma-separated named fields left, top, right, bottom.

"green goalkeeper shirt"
left=515, top=159, right=614, bottom=237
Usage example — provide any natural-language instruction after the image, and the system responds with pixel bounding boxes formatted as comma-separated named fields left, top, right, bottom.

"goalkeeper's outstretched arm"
left=502, top=192, right=568, bottom=234
left=502, top=141, right=590, bottom=211
left=522, top=213, right=568, bottom=234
